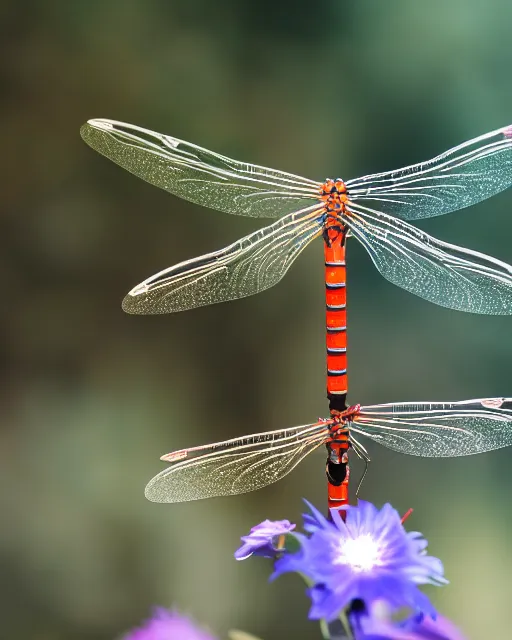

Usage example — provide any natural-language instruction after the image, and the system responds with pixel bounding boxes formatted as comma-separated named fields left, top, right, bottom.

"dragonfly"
left=144, top=397, right=512, bottom=506
left=81, top=119, right=512, bottom=413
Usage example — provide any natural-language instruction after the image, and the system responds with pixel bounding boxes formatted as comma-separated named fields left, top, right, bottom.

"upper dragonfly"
left=81, top=119, right=512, bottom=319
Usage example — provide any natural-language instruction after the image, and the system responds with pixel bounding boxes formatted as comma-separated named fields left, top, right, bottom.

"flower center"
left=335, top=534, right=382, bottom=572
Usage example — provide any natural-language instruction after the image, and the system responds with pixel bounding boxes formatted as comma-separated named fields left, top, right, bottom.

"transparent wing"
left=145, top=421, right=330, bottom=503
left=344, top=201, right=512, bottom=315
left=346, top=125, right=512, bottom=220
left=81, top=119, right=320, bottom=218
left=353, top=397, right=512, bottom=457
left=123, top=206, right=323, bottom=314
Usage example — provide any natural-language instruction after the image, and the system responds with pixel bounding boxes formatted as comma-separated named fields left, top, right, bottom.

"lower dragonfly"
left=145, top=397, right=512, bottom=507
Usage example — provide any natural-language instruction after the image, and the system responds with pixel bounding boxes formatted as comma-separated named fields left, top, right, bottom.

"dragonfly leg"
left=350, top=435, right=371, bottom=499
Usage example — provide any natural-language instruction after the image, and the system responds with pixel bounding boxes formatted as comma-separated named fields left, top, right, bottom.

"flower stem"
left=320, top=618, right=352, bottom=640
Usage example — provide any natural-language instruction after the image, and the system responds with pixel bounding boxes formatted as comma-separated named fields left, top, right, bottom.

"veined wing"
left=346, top=125, right=512, bottom=220
left=344, top=201, right=512, bottom=315
left=81, top=119, right=320, bottom=218
left=145, top=421, right=330, bottom=503
left=352, top=397, right=512, bottom=457
left=123, top=206, right=322, bottom=314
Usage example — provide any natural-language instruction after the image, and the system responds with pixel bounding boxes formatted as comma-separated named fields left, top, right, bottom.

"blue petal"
left=302, top=499, right=331, bottom=533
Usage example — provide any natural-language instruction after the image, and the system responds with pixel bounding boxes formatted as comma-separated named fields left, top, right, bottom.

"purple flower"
left=349, top=601, right=467, bottom=640
left=273, top=500, right=446, bottom=622
left=407, top=614, right=467, bottom=640
left=235, top=519, right=296, bottom=560
left=122, top=608, right=216, bottom=640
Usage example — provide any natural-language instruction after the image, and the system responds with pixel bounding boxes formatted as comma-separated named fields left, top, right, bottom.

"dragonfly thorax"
left=320, top=178, right=349, bottom=218
left=328, top=403, right=361, bottom=438
left=329, top=423, right=350, bottom=442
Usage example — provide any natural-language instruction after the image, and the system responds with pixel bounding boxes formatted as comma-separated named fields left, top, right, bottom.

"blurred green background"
left=2, top=1, right=512, bottom=638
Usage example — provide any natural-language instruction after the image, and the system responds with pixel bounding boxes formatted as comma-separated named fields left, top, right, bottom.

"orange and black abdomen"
left=325, top=232, right=347, bottom=405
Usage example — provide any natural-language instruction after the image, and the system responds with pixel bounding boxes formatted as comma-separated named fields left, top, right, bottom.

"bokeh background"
left=2, top=1, right=512, bottom=638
